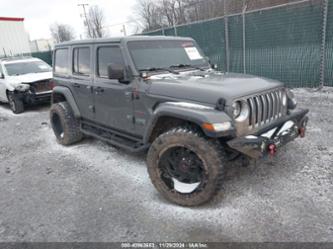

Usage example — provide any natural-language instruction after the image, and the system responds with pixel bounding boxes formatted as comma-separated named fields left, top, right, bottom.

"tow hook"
left=299, top=117, right=308, bottom=138
left=299, top=127, right=306, bottom=138
left=268, top=143, right=277, bottom=157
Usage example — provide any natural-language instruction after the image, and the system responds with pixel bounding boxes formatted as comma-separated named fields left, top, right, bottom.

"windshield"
left=127, top=40, right=210, bottom=73
left=4, top=60, right=52, bottom=76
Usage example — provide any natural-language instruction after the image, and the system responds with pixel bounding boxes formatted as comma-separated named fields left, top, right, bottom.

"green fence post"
left=242, top=4, right=247, bottom=74
left=320, top=0, right=329, bottom=88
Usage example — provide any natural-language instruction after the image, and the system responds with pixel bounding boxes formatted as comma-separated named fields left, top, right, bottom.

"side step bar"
left=80, top=120, right=149, bottom=153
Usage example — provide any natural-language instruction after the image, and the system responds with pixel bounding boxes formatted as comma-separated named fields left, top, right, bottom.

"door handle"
left=73, top=83, right=80, bottom=88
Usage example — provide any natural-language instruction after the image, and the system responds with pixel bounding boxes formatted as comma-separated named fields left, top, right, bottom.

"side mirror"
left=0, top=73, right=4, bottom=79
left=205, top=57, right=218, bottom=70
left=107, top=63, right=125, bottom=81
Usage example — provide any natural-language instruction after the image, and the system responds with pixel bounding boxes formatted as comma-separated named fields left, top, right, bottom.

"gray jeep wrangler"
left=50, top=36, right=308, bottom=206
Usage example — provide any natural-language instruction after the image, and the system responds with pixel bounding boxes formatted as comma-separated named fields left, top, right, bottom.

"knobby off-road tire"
left=147, top=127, right=225, bottom=206
left=50, top=102, right=83, bottom=145
left=8, top=93, right=24, bottom=114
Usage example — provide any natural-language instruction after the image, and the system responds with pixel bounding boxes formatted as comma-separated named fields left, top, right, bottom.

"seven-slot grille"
left=247, top=89, right=286, bottom=129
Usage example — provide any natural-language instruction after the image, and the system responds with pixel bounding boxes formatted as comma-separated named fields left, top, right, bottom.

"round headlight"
left=232, top=100, right=250, bottom=122
left=15, top=84, right=30, bottom=92
left=232, top=101, right=241, bottom=118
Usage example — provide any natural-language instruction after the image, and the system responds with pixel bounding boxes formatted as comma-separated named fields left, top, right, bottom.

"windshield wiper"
left=169, top=64, right=206, bottom=71
left=140, top=67, right=179, bottom=75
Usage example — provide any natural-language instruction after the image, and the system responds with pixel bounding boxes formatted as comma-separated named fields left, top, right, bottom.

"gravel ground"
left=0, top=88, right=332, bottom=242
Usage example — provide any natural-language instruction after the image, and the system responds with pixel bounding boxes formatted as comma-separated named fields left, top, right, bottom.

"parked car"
left=0, top=57, right=53, bottom=114
left=50, top=36, right=308, bottom=206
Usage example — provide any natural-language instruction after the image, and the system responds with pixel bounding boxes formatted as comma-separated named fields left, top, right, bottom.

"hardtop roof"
left=55, top=35, right=194, bottom=48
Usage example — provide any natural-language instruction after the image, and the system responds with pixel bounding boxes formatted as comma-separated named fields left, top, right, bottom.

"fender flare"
left=143, top=102, right=234, bottom=143
left=52, top=86, right=81, bottom=118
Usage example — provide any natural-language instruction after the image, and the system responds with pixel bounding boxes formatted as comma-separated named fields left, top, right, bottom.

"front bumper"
left=18, top=90, right=52, bottom=104
left=227, top=109, right=309, bottom=159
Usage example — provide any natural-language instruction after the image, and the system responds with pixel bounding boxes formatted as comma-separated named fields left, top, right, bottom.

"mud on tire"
left=50, top=102, right=83, bottom=145
left=146, top=127, right=225, bottom=206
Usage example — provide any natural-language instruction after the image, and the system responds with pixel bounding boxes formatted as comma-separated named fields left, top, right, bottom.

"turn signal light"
left=202, top=123, right=215, bottom=132
left=202, top=122, right=232, bottom=132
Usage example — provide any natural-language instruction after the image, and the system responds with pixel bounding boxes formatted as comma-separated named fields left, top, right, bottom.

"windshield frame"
left=125, top=39, right=211, bottom=75
left=4, top=59, right=52, bottom=76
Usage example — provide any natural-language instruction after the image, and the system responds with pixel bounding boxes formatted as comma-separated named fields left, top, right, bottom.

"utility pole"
left=78, top=3, right=93, bottom=38
left=121, top=24, right=127, bottom=36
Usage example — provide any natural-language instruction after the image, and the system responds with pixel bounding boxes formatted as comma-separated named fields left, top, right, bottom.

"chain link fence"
left=30, top=51, right=53, bottom=65
left=145, top=0, right=332, bottom=88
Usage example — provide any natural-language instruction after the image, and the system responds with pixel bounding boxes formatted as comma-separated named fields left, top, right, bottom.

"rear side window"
left=73, top=47, right=91, bottom=76
left=54, top=49, right=68, bottom=75
left=97, top=46, right=124, bottom=78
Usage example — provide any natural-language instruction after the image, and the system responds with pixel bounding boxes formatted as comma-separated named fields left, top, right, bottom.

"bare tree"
left=135, top=0, right=302, bottom=33
left=135, top=0, right=164, bottom=32
left=86, top=5, right=106, bottom=38
left=50, top=23, right=75, bottom=43
left=135, top=0, right=226, bottom=32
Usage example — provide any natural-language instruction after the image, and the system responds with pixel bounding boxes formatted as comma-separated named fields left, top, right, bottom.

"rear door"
left=93, top=45, right=135, bottom=134
left=68, top=46, right=94, bottom=120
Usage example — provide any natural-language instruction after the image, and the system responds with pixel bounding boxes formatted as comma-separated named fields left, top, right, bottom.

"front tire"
left=50, top=102, right=83, bottom=145
left=8, top=93, right=24, bottom=114
left=147, top=127, right=225, bottom=206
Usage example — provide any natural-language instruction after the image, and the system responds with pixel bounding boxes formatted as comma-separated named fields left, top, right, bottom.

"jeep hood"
left=147, top=72, right=284, bottom=105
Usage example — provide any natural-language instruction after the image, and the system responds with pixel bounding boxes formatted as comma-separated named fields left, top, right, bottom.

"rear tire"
left=8, top=93, right=24, bottom=114
left=147, top=127, right=225, bottom=206
left=50, top=102, right=83, bottom=145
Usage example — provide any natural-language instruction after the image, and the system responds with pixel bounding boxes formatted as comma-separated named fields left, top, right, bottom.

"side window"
left=54, top=49, right=68, bottom=75
left=73, top=47, right=91, bottom=76
left=97, top=46, right=124, bottom=78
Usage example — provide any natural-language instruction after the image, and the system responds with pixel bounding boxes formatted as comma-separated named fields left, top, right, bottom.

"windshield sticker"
left=184, top=47, right=203, bottom=60
left=38, top=65, right=49, bottom=69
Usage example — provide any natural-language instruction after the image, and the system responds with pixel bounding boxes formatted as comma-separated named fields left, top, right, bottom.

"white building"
left=0, top=17, right=31, bottom=57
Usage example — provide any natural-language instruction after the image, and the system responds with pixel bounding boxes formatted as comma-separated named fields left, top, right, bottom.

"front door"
left=93, top=45, right=135, bottom=134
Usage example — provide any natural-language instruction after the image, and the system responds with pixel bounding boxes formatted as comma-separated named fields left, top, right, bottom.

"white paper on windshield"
left=184, top=47, right=203, bottom=60
left=38, top=65, right=49, bottom=69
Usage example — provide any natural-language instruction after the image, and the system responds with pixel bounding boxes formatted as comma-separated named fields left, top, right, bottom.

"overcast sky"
left=0, top=0, right=139, bottom=40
